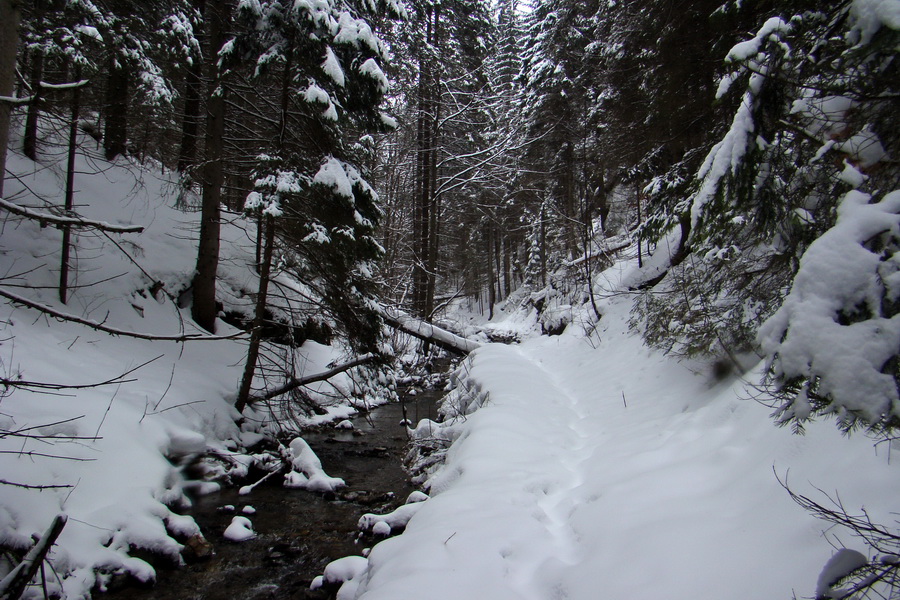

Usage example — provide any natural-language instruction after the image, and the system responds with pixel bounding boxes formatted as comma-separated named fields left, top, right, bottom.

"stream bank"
left=101, top=389, right=442, bottom=600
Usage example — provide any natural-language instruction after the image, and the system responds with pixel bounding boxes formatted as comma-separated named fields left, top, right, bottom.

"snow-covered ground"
left=339, top=262, right=898, bottom=600
left=0, top=124, right=378, bottom=598
left=2, top=120, right=897, bottom=600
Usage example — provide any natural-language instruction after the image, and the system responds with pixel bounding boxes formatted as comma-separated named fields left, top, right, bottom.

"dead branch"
left=0, top=288, right=248, bottom=342
left=250, top=353, right=378, bottom=404
left=0, top=198, right=143, bottom=233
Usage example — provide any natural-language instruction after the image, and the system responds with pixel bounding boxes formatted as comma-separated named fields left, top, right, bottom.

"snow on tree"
left=760, top=190, right=900, bottom=433
left=635, top=0, right=899, bottom=363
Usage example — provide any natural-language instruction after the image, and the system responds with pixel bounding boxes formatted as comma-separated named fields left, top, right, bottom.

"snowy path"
left=355, top=295, right=899, bottom=600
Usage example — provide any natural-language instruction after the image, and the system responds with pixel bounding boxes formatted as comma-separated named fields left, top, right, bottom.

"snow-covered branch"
left=0, top=198, right=144, bottom=233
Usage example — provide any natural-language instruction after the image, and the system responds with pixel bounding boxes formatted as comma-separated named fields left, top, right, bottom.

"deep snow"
left=333, top=262, right=898, bottom=600
left=0, top=122, right=382, bottom=598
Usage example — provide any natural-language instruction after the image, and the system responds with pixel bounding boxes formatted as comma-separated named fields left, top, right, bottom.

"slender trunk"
left=502, top=234, right=511, bottom=297
left=177, top=0, right=204, bottom=173
left=636, top=185, right=643, bottom=268
left=539, top=201, right=547, bottom=286
left=191, top=0, right=229, bottom=333
left=562, top=142, right=577, bottom=259
left=103, top=57, right=129, bottom=160
left=486, top=224, right=495, bottom=319
left=59, top=65, right=82, bottom=304
left=235, top=214, right=275, bottom=413
left=23, top=50, right=43, bottom=160
left=0, top=0, right=22, bottom=199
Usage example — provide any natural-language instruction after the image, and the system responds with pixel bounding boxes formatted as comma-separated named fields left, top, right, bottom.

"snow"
left=725, top=17, right=790, bottom=62
left=283, top=437, right=346, bottom=493
left=322, top=46, right=346, bottom=87
left=759, top=189, right=900, bottom=427
left=358, top=501, right=425, bottom=534
left=324, top=555, right=368, bottom=584
left=815, top=548, right=868, bottom=598
left=347, top=258, right=898, bottom=600
left=0, top=120, right=381, bottom=597
left=314, top=156, right=357, bottom=200
left=223, top=516, right=256, bottom=542
left=848, top=0, right=900, bottom=45
left=334, top=12, right=381, bottom=54
left=359, top=59, right=389, bottom=93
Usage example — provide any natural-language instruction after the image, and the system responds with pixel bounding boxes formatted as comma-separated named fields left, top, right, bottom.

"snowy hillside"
left=329, top=261, right=899, bottom=600
left=0, top=127, right=369, bottom=598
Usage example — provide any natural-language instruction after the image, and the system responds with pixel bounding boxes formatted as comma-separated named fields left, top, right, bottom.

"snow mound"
left=223, top=516, right=256, bottom=542
left=283, top=437, right=345, bottom=492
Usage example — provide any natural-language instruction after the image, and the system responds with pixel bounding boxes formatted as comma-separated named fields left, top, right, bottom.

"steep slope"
left=0, top=127, right=364, bottom=597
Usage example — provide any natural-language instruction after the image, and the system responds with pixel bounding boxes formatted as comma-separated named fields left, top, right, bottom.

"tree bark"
left=235, top=214, right=275, bottom=413
left=59, top=64, right=82, bottom=304
left=177, top=60, right=203, bottom=172
left=191, top=0, right=229, bottom=333
left=0, top=0, right=23, bottom=199
left=103, top=57, right=129, bottom=160
left=22, top=49, right=42, bottom=160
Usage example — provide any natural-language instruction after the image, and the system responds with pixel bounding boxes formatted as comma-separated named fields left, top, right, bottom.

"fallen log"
left=376, top=305, right=481, bottom=355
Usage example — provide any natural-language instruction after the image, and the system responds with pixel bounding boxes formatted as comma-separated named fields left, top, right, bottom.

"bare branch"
left=0, top=288, right=248, bottom=342
left=0, top=198, right=144, bottom=233
left=251, top=353, right=378, bottom=403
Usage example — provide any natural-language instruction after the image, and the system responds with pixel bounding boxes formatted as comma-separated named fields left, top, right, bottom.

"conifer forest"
left=0, top=1, right=898, bottom=599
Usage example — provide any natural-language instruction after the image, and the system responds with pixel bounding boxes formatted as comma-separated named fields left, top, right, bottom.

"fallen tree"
left=376, top=305, right=482, bottom=355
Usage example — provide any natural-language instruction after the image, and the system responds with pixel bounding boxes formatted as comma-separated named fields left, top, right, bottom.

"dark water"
left=103, top=391, right=441, bottom=600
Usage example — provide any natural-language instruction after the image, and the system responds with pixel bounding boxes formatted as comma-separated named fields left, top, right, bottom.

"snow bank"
left=351, top=264, right=898, bottom=600
left=0, top=122, right=374, bottom=597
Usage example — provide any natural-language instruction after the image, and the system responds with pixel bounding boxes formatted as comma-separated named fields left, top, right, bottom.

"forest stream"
left=101, top=388, right=442, bottom=600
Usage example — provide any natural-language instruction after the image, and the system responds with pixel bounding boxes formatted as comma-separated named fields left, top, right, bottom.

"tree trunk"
left=177, top=0, right=205, bottom=173
left=486, top=223, right=495, bottom=319
left=191, top=0, right=229, bottom=333
left=0, top=0, right=22, bottom=199
left=177, top=58, right=203, bottom=172
left=22, top=50, right=42, bottom=160
left=235, top=214, right=275, bottom=413
left=103, top=57, right=129, bottom=160
left=59, top=64, right=82, bottom=304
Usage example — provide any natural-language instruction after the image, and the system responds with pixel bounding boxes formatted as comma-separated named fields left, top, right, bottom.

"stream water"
left=103, top=389, right=442, bottom=600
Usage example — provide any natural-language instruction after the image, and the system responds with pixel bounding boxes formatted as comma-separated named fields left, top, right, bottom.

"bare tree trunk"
left=191, top=0, right=229, bottom=333
left=486, top=223, right=495, bottom=319
left=0, top=0, right=23, bottom=199
left=177, top=59, right=203, bottom=172
left=59, top=64, right=81, bottom=304
left=103, top=57, right=128, bottom=160
left=22, top=50, right=42, bottom=160
left=235, top=214, right=275, bottom=413
left=177, top=0, right=205, bottom=173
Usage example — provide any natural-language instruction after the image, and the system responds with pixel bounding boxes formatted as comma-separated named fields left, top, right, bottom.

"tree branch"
left=251, top=353, right=378, bottom=403
left=0, top=198, right=144, bottom=233
left=0, top=288, right=247, bottom=342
